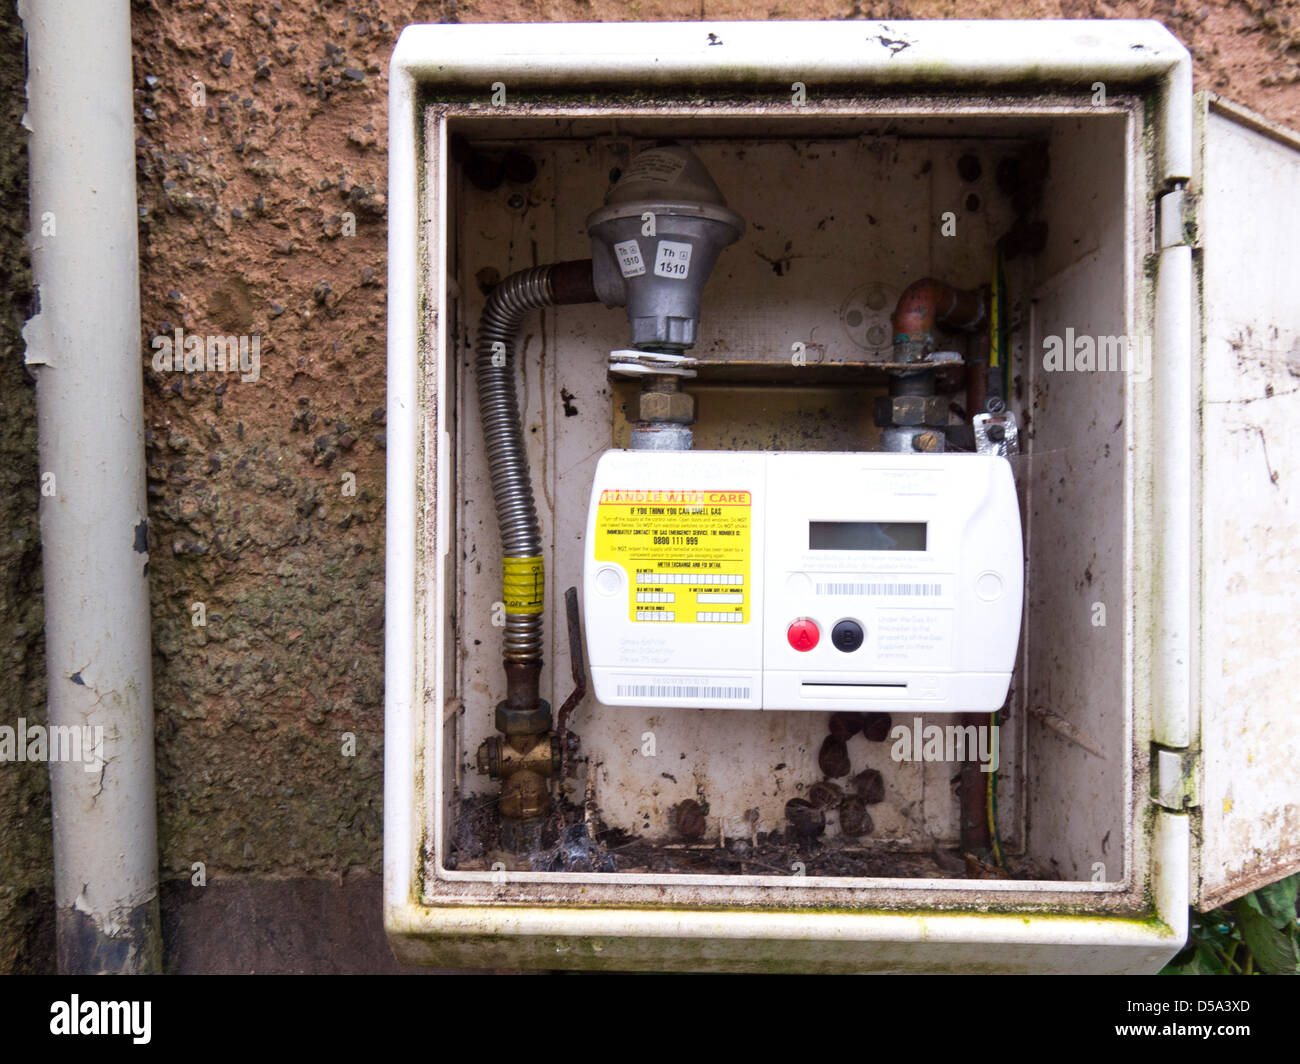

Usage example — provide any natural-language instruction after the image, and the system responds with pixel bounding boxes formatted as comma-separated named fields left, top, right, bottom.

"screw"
left=986, top=396, right=1006, bottom=414
left=506, top=193, right=525, bottom=210
left=818, top=736, right=852, bottom=779
left=913, top=431, right=941, bottom=452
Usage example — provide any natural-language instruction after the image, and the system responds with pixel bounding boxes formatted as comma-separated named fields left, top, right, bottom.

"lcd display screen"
left=808, top=521, right=927, bottom=551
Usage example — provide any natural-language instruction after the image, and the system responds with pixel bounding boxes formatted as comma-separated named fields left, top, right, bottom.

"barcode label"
left=616, top=683, right=750, bottom=700
left=815, top=581, right=944, bottom=596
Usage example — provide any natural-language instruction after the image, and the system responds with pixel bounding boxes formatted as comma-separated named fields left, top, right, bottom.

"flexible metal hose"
left=475, top=266, right=553, bottom=663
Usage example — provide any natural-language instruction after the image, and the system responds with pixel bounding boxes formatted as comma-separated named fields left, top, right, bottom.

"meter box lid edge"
left=1190, top=92, right=1300, bottom=910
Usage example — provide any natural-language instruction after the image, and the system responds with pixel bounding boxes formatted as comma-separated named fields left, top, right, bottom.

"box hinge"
left=1158, top=188, right=1196, bottom=249
left=1151, top=744, right=1199, bottom=811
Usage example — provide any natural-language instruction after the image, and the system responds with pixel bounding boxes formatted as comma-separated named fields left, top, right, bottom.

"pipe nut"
left=873, top=394, right=949, bottom=428
left=638, top=389, right=696, bottom=424
left=495, top=699, right=552, bottom=737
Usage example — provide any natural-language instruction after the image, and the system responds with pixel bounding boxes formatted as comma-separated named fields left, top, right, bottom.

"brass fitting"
left=500, top=770, right=550, bottom=821
left=872, top=393, right=950, bottom=428
left=477, top=730, right=562, bottom=826
left=637, top=375, right=695, bottom=424
left=477, top=732, right=562, bottom=780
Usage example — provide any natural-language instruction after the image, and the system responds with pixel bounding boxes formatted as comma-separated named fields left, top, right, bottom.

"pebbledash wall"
left=0, top=0, right=1297, bottom=973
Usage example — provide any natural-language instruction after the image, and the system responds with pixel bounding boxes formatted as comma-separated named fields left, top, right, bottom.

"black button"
left=831, top=619, right=864, bottom=652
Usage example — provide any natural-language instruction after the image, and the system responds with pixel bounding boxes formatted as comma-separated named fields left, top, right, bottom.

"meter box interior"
left=385, top=20, right=1300, bottom=973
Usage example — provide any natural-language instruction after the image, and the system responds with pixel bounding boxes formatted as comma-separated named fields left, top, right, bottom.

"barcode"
left=815, top=581, right=944, bottom=596
left=616, top=684, right=751, bottom=700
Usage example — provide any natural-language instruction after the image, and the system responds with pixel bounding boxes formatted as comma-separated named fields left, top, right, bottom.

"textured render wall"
left=1, top=0, right=1297, bottom=972
left=0, top=1, right=50, bottom=973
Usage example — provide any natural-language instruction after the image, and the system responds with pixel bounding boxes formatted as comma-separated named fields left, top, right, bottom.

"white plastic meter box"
left=385, top=20, right=1300, bottom=973
left=584, top=451, right=1022, bottom=713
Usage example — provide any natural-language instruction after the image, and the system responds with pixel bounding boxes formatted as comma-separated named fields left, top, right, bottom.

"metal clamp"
left=974, top=410, right=1020, bottom=457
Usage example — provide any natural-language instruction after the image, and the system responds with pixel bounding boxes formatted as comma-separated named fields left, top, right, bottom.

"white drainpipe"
left=21, top=0, right=160, bottom=973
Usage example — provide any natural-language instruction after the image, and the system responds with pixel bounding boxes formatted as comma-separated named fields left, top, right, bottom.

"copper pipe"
left=504, top=661, right=543, bottom=713
left=958, top=712, right=993, bottom=856
left=966, top=325, right=991, bottom=422
left=890, top=278, right=986, bottom=361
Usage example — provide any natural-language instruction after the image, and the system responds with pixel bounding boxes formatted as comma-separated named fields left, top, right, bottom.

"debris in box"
left=448, top=797, right=1053, bottom=881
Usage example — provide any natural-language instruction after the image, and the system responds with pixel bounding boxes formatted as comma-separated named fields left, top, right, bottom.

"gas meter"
left=584, top=449, right=1023, bottom=711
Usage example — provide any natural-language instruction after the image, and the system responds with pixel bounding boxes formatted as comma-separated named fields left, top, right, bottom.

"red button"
left=787, top=618, right=820, bottom=652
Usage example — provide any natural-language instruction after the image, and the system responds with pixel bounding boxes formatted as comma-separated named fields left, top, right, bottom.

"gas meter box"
left=385, top=20, right=1300, bottom=973
left=584, top=450, right=1023, bottom=712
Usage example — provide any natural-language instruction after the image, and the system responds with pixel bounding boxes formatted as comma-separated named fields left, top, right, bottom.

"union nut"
left=872, top=393, right=949, bottom=428
left=638, top=388, right=696, bottom=424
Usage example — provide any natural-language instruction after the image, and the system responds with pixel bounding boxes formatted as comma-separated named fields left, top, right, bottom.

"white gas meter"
left=583, top=449, right=1023, bottom=712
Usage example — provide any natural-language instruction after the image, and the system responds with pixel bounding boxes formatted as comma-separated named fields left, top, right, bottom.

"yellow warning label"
left=502, top=555, right=544, bottom=614
left=593, top=489, right=750, bottom=624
